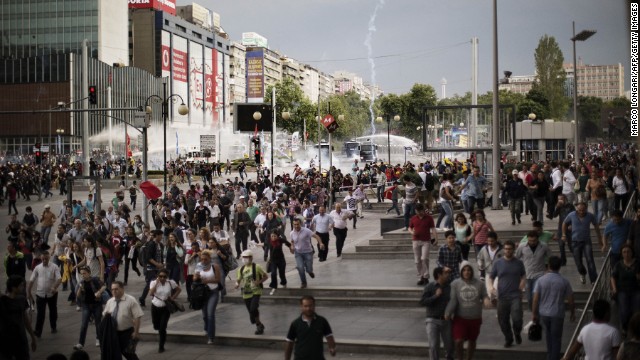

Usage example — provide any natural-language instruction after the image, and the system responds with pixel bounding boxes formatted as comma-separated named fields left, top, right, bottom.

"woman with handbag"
left=194, top=250, right=222, bottom=345
left=149, top=268, right=182, bottom=353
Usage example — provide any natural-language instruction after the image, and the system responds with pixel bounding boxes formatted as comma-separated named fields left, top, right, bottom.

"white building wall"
left=98, top=0, right=129, bottom=65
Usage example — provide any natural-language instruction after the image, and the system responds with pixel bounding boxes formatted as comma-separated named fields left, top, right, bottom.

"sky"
left=180, top=0, right=630, bottom=98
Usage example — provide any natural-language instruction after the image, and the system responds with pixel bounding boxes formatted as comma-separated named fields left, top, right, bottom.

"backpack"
left=189, top=280, right=210, bottom=310
left=424, top=173, right=435, bottom=192
left=239, top=263, right=263, bottom=288
left=212, top=237, right=238, bottom=273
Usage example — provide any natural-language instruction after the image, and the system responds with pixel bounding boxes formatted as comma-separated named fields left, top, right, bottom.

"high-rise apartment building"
left=563, top=62, right=624, bottom=101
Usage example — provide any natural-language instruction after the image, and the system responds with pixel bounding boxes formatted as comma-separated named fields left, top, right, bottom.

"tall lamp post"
left=376, top=114, right=400, bottom=164
left=571, top=22, right=596, bottom=163
left=253, top=111, right=262, bottom=175
left=145, top=80, right=189, bottom=196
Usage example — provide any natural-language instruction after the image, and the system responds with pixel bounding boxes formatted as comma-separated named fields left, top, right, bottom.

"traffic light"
left=89, top=85, right=97, bottom=105
left=35, top=151, right=41, bottom=165
left=254, top=149, right=261, bottom=164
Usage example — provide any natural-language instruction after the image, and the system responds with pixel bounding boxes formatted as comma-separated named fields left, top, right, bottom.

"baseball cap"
left=512, top=170, right=518, bottom=175
left=241, top=250, right=253, bottom=257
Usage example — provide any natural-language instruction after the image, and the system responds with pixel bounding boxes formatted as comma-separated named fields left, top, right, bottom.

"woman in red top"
left=470, top=209, right=494, bottom=279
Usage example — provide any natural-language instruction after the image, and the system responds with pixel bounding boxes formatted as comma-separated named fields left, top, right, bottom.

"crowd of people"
left=1, top=141, right=639, bottom=360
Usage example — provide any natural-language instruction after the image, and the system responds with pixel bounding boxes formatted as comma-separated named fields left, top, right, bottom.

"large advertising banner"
left=189, top=41, right=204, bottom=127
left=128, top=0, right=176, bottom=16
left=246, top=50, right=264, bottom=103
left=215, top=50, right=224, bottom=126
left=224, top=53, right=231, bottom=126
left=172, top=35, right=188, bottom=124
left=161, top=30, right=171, bottom=79
left=204, top=47, right=216, bottom=128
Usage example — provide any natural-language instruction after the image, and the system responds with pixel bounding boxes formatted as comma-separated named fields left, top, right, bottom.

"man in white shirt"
left=328, top=204, right=353, bottom=258
left=312, top=206, right=334, bottom=261
left=28, top=251, right=62, bottom=338
left=111, top=212, right=128, bottom=235
left=103, top=281, right=144, bottom=360
left=353, top=185, right=367, bottom=219
left=560, top=164, right=577, bottom=205
left=563, top=299, right=621, bottom=360
left=549, top=162, right=563, bottom=211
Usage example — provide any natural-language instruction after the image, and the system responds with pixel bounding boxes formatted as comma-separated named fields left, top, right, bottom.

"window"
left=545, top=140, right=566, bottom=161
left=520, top=140, right=539, bottom=162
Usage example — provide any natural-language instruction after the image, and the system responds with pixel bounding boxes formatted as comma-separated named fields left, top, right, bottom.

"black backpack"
left=424, top=173, right=435, bottom=192
left=190, top=280, right=211, bottom=310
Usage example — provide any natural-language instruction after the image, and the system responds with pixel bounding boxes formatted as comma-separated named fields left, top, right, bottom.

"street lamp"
left=376, top=114, right=400, bottom=164
left=56, top=128, right=65, bottom=155
left=144, top=80, right=189, bottom=196
left=571, top=22, right=596, bottom=163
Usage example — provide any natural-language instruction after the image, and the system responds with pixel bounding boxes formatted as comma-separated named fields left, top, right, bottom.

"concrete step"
left=369, top=238, right=602, bottom=248
left=140, top=331, right=549, bottom=360
left=355, top=244, right=605, bottom=254
left=224, top=294, right=418, bottom=307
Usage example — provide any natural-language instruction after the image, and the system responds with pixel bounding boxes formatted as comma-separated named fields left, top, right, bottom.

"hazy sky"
left=181, top=0, right=629, bottom=98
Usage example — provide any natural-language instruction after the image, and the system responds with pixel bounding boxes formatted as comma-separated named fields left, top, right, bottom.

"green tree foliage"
left=577, top=95, right=603, bottom=125
left=603, top=97, right=631, bottom=109
left=533, top=35, right=569, bottom=120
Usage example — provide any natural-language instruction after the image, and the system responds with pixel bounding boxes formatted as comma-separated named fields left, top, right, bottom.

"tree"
left=533, top=35, right=569, bottom=120
left=398, top=83, right=438, bottom=137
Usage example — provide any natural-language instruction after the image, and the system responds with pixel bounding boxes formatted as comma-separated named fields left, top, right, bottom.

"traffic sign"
left=321, top=114, right=339, bottom=133
left=133, top=111, right=150, bottom=128
left=33, top=146, right=50, bottom=153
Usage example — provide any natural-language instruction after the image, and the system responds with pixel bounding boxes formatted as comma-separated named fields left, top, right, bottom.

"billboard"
left=204, top=48, right=216, bottom=128
left=215, top=50, right=224, bottom=126
left=246, top=50, right=264, bottom=103
left=242, top=32, right=268, bottom=48
left=189, top=41, right=204, bottom=127
left=128, top=0, right=176, bottom=16
left=161, top=30, right=171, bottom=78
left=234, top=104, right=273, bottom=132
left=172, top=35, right=189, bottom=124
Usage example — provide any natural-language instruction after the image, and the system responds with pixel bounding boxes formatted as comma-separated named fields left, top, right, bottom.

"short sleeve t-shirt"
left=490, top=257, right=525, bottom=300
left=577, top=322, right=621, bottom=360
left=286, top=314, right=333, bottom=360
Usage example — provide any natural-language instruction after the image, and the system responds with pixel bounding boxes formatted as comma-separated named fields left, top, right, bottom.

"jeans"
left=316, top=232, right=330, bottom=261
left=533, top=197, right=546, bottom=225
left=591, top=198, right=606, bottom=225
left=571, top=241, right=598, bottom=283
left=526, top=277, right=541, bottom=311
left=377, top=186, right=385, bottom=202
left=425, top=318, right=454, bottom=360
left=508, top=198, right=523, bottom=221
left=441, top=201, right=454, bottom=229
left=497, top=297, right=523, bottom=343
left=79, top=303, right=102, bottom=346
left=617, top=290, right=640, bottom=332
left=333, top=228, right=348, bottom=257
left=540, top=316, right=564, bottom=360
left=294, top=251, right=314, bottom=285
left=404, top=203, right=415, bottom=229
left=202, top=289, right=219, bottom=340
left=35, top=293, right=58, bottom=336
left=41, top=226, right=53, bottom=245
left=412, top=241, right=431, bottom=279
left=151, top=305, right=170, bottom=350
left=387, top=199, right=400, bottom=215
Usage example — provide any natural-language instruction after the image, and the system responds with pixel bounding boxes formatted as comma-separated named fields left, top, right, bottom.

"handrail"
left=563, top=190, right=636, bottom=359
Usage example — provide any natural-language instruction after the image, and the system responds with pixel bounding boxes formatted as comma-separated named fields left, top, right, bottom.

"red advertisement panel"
left=161, top=45, right=171, bottom=73
left=128, top=0, right=176, bottom=16
left=172, top=48, right=187, bottom=83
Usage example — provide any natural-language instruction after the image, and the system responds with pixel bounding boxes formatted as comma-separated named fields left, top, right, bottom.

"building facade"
left=564, top=62, right=624, bottom=101
left=515, top=120, right=572, bottom=162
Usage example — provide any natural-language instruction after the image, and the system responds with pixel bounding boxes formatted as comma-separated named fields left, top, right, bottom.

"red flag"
left=126, top=134, right=132, bottom=157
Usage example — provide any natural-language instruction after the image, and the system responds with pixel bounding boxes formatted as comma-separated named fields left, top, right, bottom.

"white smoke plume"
left=364, top=0, right=385, bottom=135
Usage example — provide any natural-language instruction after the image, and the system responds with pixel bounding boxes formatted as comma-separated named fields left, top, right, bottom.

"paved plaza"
left=0, top=184, right=601, bottom=359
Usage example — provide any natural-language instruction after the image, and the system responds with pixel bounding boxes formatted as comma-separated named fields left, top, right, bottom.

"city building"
left=515, top=120, right=573, bottom=162
left=563, top=62, right=624, bottom=101
left=229, top=42, right=247, bottom=105
left=498, top=75, right=536, bottom=95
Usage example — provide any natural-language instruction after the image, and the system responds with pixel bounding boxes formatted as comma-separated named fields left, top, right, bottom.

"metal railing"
left=563, top=191, right=636, bottom=359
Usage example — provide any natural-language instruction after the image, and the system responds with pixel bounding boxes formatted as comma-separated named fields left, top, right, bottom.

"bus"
left=359, top=143, right=378, bottom=162
left=343, top=140, right=360, bottom=158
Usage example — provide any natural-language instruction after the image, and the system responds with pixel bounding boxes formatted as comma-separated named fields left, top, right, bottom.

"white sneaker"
left=73, top=344, right=83, bottom=350
left=76, top=306, right=81, bottom=312
left=96, top=339, right=100, bottom=347
left=207, top=339, right=214, bottom=345
left=579, top=275, right=586, bottom=284
left=269, top=288, right=276, bottom=295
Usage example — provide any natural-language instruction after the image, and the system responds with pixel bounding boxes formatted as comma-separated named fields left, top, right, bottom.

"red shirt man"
left=409, top=205, right=436, bottom=242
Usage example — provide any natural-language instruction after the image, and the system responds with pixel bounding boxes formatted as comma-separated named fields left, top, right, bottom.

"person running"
left=516, top=230, right=552, bottom=311
left=74, top=266, right=106, bottom=350
left=266, top=231, right=292, bottom=295
left=311, top=206, right=333, bottom=262
left=290, top=218, right=324, bottom=288
left=194, top=249, right=222, bottom=344
left=235, top=250, right=268, bottom=335
left=610, top=244, right=640, bottom=335
left=409, top=204, right=437, bottom=285
left=562, top=202, right=604, bottom=284
left=328, top=203, right=353, bottom=258
left=437, top=230, right=462, bottom=280
left=0, top=275, right=38, bottom=360
left=470, top=210, right=495, bottom=279
left=148, top=268, right=181, bottom=353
